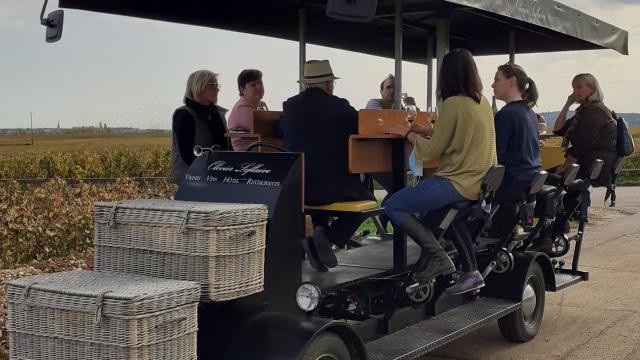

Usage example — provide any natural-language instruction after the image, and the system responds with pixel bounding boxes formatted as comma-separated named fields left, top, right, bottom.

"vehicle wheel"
left=300, top=332, right=351, bottom=360
left=498, top=261, right=545, bottom=342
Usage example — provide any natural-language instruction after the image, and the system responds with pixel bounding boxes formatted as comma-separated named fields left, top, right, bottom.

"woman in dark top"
left=533, top=73, right=616, bottom=253
left=553, top=73, right=616, bottom=185
left=490, top=63, right=541, bottom=239
left=171, top=70, right=230, bottom=184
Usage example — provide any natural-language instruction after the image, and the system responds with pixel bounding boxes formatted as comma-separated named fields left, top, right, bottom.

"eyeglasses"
left=207, top=82, right=220, bottom=90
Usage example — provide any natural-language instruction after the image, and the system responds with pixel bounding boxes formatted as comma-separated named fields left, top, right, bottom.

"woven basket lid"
left=7, top=270, right=200, bottom=319
left=94, top=199, right=268, bottom=228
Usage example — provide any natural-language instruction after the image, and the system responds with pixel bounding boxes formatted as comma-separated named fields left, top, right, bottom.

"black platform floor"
left=302, top=240, right=422, bottom=291
left=554, top=271, right=585, bottom=291
left=366, top=298, right=520, bottom=360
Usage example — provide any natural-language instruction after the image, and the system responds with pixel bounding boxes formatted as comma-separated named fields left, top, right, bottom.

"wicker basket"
left=6, top=270, right=200, bottom=360
left=94, top=199, right=268, bottom=302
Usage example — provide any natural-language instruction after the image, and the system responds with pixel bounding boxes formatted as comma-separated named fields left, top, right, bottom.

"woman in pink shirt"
left=228, top=69, right=268, bottom=151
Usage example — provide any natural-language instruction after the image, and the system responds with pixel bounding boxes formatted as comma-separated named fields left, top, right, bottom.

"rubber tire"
left=300, top=332, right=352, bottom=360
left=498, top=261, right=545, bottom=342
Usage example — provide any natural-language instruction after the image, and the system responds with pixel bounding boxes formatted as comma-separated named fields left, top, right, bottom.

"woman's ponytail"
left=522, top=77, right=539, bottom=108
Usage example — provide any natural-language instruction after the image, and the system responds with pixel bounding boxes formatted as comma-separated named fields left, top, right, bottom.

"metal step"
left=552, top=270, right=588, bottom=291
left=365, top=298, right=520, bottom=360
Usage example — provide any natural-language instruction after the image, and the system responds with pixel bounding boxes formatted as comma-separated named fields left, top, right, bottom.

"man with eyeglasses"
left=171, top=70, right=230, bottom=185
left=281, top=60, right=375, bottom=271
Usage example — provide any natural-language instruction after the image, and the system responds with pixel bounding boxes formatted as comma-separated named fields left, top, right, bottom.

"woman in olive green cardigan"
left=385, top=48, right=497, bottom=295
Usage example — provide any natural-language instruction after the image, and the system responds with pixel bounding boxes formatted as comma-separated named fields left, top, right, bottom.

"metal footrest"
left=365, top=298, right=520, bottom=360
left=551, top=269, right=588, bottom=291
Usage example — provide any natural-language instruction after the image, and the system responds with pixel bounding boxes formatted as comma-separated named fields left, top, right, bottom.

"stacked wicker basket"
left=7, top=271, right=200, bottom=360
left=93, top=199, right=268, bottom=302
left=7, top=199, right=269, bottom=359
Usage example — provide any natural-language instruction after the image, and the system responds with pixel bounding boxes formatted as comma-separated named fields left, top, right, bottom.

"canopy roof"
left=58, top=0, right=629, bottom=62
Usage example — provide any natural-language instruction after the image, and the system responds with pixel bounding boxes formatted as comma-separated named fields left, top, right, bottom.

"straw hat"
left=300, top=60, right=340, bottom=84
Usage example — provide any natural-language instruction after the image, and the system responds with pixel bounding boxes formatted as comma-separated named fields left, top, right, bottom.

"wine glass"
left=405, top=104, right=417, bottom=124
left=538, top=121, right=547, bottom=136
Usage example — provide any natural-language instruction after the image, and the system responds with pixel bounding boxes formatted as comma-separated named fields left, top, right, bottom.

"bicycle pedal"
left=405, top=281, right=428, bottom=295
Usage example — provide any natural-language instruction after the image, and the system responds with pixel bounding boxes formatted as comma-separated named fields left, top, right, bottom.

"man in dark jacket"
left=281, top=60, right=375, bottom=270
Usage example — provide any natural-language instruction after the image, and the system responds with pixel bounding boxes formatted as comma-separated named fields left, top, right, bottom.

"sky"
left=0, top=0, right=638, bottom=129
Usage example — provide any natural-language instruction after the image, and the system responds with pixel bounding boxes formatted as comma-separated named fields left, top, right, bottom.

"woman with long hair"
left=531, top=73, right=617, bottom=253
left=553, top=73, right=616, bottom=184
left=385, top=48, right=497, bottom=294
left=489, top=63, right=541, bottom=239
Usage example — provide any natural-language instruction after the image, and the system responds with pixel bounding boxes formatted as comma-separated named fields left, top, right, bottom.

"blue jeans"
left=385, top=176, right=466, bottom=226
left=385, top=176, right=478, bottom=272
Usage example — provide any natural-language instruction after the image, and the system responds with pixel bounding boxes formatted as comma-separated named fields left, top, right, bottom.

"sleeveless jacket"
left=171, top=100, right=229, bottom=184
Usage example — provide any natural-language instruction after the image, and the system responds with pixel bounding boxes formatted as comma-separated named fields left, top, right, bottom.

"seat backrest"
left=562, top=164, right=580, bottom=186
left=589, top=159, right=604, bottom=180
left=613, top=157, right=625, bottom=175
left=479, top=165, right=505, bottom=202
left=528, top=170, right=549, bottom=195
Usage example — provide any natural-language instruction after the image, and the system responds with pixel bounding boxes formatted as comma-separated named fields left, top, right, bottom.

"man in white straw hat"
left=281, top=59, right=375, bottom=272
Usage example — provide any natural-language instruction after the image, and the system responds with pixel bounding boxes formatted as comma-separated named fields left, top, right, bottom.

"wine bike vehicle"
left=40, top=1, right=628, bottom=359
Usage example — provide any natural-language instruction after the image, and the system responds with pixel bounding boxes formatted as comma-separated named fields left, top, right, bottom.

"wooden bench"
left=225, top=110, right=283, bottom=150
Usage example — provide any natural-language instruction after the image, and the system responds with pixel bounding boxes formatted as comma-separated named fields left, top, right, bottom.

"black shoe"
left=413, top=250, right=456, bottom=282
left=445, top=271, right=485, bottom=295
left=312, top=226, right=338, bottom=268
left=302, top=236, right=328, bottom=272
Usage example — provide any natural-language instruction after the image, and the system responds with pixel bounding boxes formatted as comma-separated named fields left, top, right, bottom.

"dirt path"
left=421, top=187, right=640, bottom=360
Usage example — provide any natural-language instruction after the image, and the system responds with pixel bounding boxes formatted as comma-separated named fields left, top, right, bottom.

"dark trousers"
left=370, top=172, right=394, bottom=228
left=311, top=214, right=364, bottom=247
left=489, top=180, right=530, bottom=239
left=545, top=172, right=585, bottom=234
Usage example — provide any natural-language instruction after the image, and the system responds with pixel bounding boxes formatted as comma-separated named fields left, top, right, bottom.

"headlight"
left=296, top=283, right=321, bottom=312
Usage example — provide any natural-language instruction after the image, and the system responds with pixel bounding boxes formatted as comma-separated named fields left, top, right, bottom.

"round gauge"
left=295, top=283, right=321, bottom=312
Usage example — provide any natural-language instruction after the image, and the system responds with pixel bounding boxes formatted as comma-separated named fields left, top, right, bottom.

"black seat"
left=519, top=170, right=549, bottom=229
left=537, top=184, right=556, bottom=198
left=528, top=171, right=549, bottom=195
left=561, top=163, right=581, bottom=186
left=438, top=165, right=505, bottom=251
left=567, top=159, right=604, bottom=192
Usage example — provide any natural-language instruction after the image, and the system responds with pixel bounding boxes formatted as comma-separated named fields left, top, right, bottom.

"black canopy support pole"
left=509, top=28, right=516, bottom=63
left=426, top=35, right=434, bottom=111
left=436, top=17, right=450, bottom=110
left=392, top=0, right=407, bottom=274
left=391, top=139, right=408, bottom=273
left=298, top=5, right=307, bottom=92
left=394, top=0, right=403, bottom=110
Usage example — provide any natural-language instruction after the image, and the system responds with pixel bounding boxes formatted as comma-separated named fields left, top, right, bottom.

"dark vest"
left=171, top=105, right=226, bottom=184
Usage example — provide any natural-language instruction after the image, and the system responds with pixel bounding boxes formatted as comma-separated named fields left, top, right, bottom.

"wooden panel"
left=358, top=109, right=436, bottom=136
left=540, top=146, right=565, bottom=170
left=349, top=135, right=440, bottom=174
left=251, top=110, right=282, bottom=137
left=349, top=136, right=392, bottom=173
left=414, top=111, right=438, bottom=125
